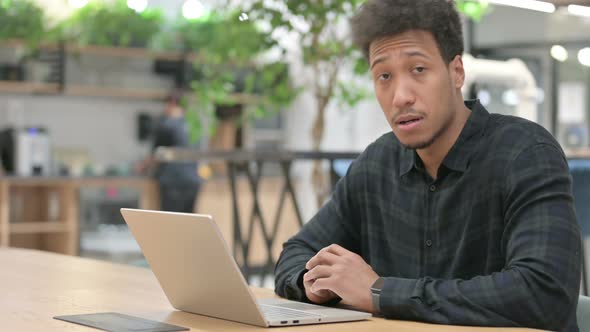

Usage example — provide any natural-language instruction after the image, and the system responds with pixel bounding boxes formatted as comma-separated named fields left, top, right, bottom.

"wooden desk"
left=0, top=248, right=545, bottom=332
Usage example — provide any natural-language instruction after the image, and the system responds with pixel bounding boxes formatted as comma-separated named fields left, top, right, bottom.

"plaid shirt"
left=275, top=100, right=581, bottom=331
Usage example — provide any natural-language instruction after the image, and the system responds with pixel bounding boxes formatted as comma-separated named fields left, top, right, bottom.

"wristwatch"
left=370, top=277, right=384, bottom=314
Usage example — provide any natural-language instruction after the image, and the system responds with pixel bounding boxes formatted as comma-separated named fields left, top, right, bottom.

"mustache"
left=392, top=109, right=426, bottom=122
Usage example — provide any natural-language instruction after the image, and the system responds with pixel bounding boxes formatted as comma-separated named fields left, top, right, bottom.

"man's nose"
left=392, top=82, right=416, bottom=109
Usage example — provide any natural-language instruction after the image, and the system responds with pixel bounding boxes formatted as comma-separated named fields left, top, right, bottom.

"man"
left=136, top=92, right=201, bottom=213
left=274, top=0, right=582, bottom=331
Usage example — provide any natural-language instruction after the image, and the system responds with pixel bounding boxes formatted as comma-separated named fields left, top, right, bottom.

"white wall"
left=475, top=6, right=590, bottom=47
left=0, top=94, right=161, bottom=168
left=282, top=82, right=389, bottom=221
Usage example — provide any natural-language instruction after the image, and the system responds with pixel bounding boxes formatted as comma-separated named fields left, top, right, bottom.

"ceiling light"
left=477, top=90, right=491, bottom=106
left=68, top=0, right=89, bottom=9
left=536, top=88, right=545, bottom=104
left=578, top=48, right=590, bottom=67
left=182, top=0, right=205, bottom=20
left=127, top=0, right=148, bottom=13
left=481, top=0, right=555, bottom=13
left=550, top=45, right=568, bottom=62
left=502, top=89, right=520, bottom=106
left=239, top=12, right=249, bottom=21
left=568, top=5, right=590, bottom=17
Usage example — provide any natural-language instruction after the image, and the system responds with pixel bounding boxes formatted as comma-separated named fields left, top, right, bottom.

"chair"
left=568, top=159, right=590, bottom=295
left=578, top=295, right=590, bottom=332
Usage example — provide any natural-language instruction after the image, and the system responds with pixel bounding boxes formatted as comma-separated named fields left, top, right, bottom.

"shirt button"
left=429, top=185, right=436, bottom=192
left=426, top=240, right=433, bottom=247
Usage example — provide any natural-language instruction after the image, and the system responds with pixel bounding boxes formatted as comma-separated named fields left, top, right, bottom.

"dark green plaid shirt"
left=275, top=100, right=581, bottom=331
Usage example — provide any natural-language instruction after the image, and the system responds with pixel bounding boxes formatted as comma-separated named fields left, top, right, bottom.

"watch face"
left=371, top=277, right=385, bottom=292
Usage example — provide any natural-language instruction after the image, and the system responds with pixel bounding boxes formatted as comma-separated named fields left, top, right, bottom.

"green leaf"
left=0, top=0, right=45, bottom=48
left=455, top=0, right=489, bottom=22
left=61, top=0, right=164, bottom=47
left=235, top=0, right=373, bottom=139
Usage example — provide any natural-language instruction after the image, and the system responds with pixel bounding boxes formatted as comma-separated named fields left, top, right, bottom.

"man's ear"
left=449, top=55, right=465, bottom=89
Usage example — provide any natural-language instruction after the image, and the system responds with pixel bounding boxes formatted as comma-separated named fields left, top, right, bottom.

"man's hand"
left=303, top=244, right=379, bottom=313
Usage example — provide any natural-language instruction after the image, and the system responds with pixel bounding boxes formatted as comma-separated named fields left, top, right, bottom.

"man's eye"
left=378, top=73, right=391, bottom=81
left=414, top=67, right=425, bottom=73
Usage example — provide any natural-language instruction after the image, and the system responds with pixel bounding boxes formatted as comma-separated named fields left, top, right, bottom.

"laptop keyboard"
left=260, top=304, right=323, bottom=321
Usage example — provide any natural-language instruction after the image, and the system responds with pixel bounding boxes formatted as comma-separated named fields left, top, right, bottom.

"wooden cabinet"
left=0, top=177, right=159, bottom=255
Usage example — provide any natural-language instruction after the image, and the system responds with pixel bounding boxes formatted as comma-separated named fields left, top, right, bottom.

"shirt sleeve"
left=377, top=143, right=581, bottom=331
left=274, top=160, right=362, bottom=303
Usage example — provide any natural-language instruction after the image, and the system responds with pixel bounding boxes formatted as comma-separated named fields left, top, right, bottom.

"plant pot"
left=215, top=104, right=243, bottom=120
left=208, top=104, right=244, bottom=175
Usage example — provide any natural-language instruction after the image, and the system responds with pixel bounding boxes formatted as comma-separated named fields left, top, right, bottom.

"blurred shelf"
left=0, top=41, right=261, bottom=103
left=1, top=39, right=29, bottom=48
left=0, top=81, right=60, bottom=94
left=0, top=81, right=170, bottom=101
left=10, top=222, right=69, bottom=234
left=65, top=85, right=169, bottom=100
left=566, top=148, right=590, bottom=159
left=66, top=44, right=192, bottom=61
left=1, top=39, right=196, bottom=61
left=0, top=39, right=61, bottom=51
left=64, top=86, right=264, bottom=103
left=0, top=82, right=262, bottom=103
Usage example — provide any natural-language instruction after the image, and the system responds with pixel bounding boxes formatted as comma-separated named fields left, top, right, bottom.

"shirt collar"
left=399, top=148, right=416, bottom=177
left=399, top=99, right=489, bottom=177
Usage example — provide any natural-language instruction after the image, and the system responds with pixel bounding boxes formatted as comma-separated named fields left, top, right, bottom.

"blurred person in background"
left=136, top=91, right=201, bottom=213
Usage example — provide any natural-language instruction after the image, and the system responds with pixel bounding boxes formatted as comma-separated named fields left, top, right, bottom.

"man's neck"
left=417, top=102, right=471, bottom=180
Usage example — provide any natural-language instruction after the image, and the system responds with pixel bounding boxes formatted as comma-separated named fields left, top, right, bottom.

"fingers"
left=306, top=243, right=353, bottom=270
left=303, top=265, right=332, bottom=283
left=305, top=286, right=337, bottom=303
left=306, top=250, right=340, bottom=270
left=323, top=243, right=350, bottom=256
left=304, top=275, right=338, bottom=302
left=303, top=244, right=357, bottom=303
left=310, top=277, right=335, bottom=295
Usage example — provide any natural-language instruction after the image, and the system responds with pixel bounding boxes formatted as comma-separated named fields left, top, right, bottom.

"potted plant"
left=58, top=0, right=164, bottom=48
left=0, top=0, right=45, bottom=47
left=0, top=0, right=46, bottom=81
left=171, top=11, right=298, bottom=149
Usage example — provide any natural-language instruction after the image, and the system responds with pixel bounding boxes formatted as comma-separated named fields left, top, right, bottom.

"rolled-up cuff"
left=380, top=277, right=420, bottom=320
left=283, top=268, right=308, bottom=301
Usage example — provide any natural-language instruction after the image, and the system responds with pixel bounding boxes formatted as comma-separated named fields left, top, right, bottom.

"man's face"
left=369, top=30, right=465, bottom=150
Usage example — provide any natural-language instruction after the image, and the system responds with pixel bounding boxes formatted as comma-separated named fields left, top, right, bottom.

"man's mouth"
left=393, top=113, right=425, bottom=132
left=398, top=118, right=421, bottom=125
left=395, top=115, right=424, bottom=125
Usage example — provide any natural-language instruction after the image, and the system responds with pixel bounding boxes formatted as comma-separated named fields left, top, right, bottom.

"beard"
left=400, top=111, right=455, bottom=150
left=402, top=133, right=439, bottom=150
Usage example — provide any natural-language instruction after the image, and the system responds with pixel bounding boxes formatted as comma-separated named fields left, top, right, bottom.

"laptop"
left=120, top=208, right=372, bottom=327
